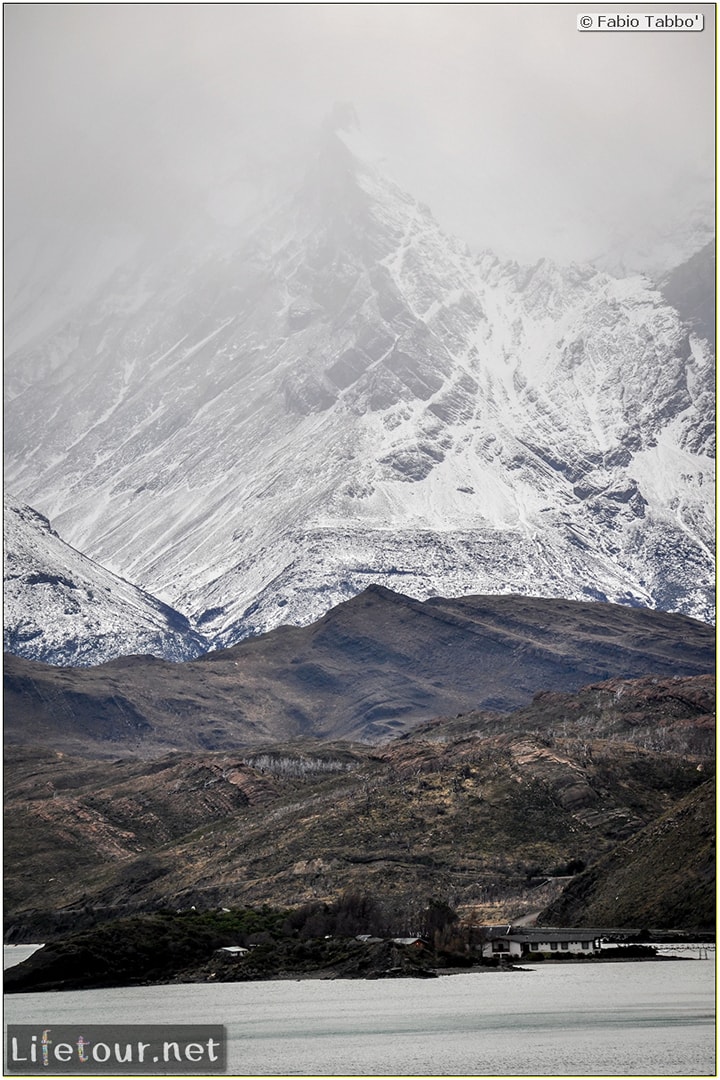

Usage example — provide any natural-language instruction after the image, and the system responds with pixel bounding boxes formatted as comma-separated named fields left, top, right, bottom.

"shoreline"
left=4, top=952, right=698, bottom=996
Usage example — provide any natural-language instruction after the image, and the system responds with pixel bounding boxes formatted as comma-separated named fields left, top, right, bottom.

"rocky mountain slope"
left=4, top=495, right=208, bottom=665
left=538, top=781, right=715, bottom=931
left=5, top=672, right=713, bottom=938
left=4, top=587, right=715, bottom=756
left=4, top=118, right=715, bottom=656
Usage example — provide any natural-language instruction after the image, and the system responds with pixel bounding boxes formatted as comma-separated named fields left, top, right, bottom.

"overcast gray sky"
left=4, top=2, right=716, bottom=268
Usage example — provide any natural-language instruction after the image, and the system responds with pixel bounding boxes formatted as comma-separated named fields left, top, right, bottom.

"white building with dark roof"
left=481, top=926, right=601, bottom=959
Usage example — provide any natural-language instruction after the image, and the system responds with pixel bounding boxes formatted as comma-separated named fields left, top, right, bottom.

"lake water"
left=4, top=944, right=44, bottom=970
left=4, top=960, right=714, bottom=1075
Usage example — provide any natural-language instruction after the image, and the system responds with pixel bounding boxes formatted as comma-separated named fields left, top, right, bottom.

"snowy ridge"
left=4, top=123, right=715, bottom=657
left=3, top=495, right=208, bottom=665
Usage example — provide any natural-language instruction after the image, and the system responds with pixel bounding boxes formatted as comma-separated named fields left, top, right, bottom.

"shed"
left=392, top=937, right=427, bottom=949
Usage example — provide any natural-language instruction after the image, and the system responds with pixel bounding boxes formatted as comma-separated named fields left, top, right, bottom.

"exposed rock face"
left=4, top=124, right=715, bottom=660
left=3, top=494, right=208, bottom=665
left=3, top=588, right=715, bottom=756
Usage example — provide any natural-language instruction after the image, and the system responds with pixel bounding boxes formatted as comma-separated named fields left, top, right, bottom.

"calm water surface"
left=4, top=961, right=715, bottom=1076
left=4, top=944, right=43, bottom=970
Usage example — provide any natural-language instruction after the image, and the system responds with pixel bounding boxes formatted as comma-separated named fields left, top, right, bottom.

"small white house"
left=216, top=946, right=249, bottom=958
left=481, top=927, right=600, bottom=958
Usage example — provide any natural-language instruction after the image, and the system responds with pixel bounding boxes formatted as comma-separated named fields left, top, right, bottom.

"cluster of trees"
left=523, top=857, right=587, bottom=883
left=245, top=754, right=350, bottom=778
left=279, top=891, right=464, bottom=943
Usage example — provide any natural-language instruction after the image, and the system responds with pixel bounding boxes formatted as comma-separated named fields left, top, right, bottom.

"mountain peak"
left=299, top=108, right=367, bottom=212
left=347, top=583, right=415, bottom=607
left=322, top=101, right=360, bottom=135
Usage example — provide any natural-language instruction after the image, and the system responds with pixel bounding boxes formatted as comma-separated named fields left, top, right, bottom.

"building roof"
left=508, top=931, right=598, bottom=944
left=484, top=926, right=598, bottom=942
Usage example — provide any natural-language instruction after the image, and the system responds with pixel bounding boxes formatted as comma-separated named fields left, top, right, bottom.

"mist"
left=4, top=3, right=715, bottom=278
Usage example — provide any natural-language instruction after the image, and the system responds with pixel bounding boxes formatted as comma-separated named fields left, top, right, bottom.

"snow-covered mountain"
left=4, top=495, right=208, bottom=664
left=4, top=116, right=715, bottom=654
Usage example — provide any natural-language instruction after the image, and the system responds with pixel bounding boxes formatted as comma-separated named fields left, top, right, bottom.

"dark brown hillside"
left=538, top=781, right=715, bottom=930
left=5, top=674, right=713, bottom=939
left=4, top=587, right=715, bottom=757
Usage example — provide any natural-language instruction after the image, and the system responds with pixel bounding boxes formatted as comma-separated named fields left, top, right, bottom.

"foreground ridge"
left=4, top=589, right=714, bottom=754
